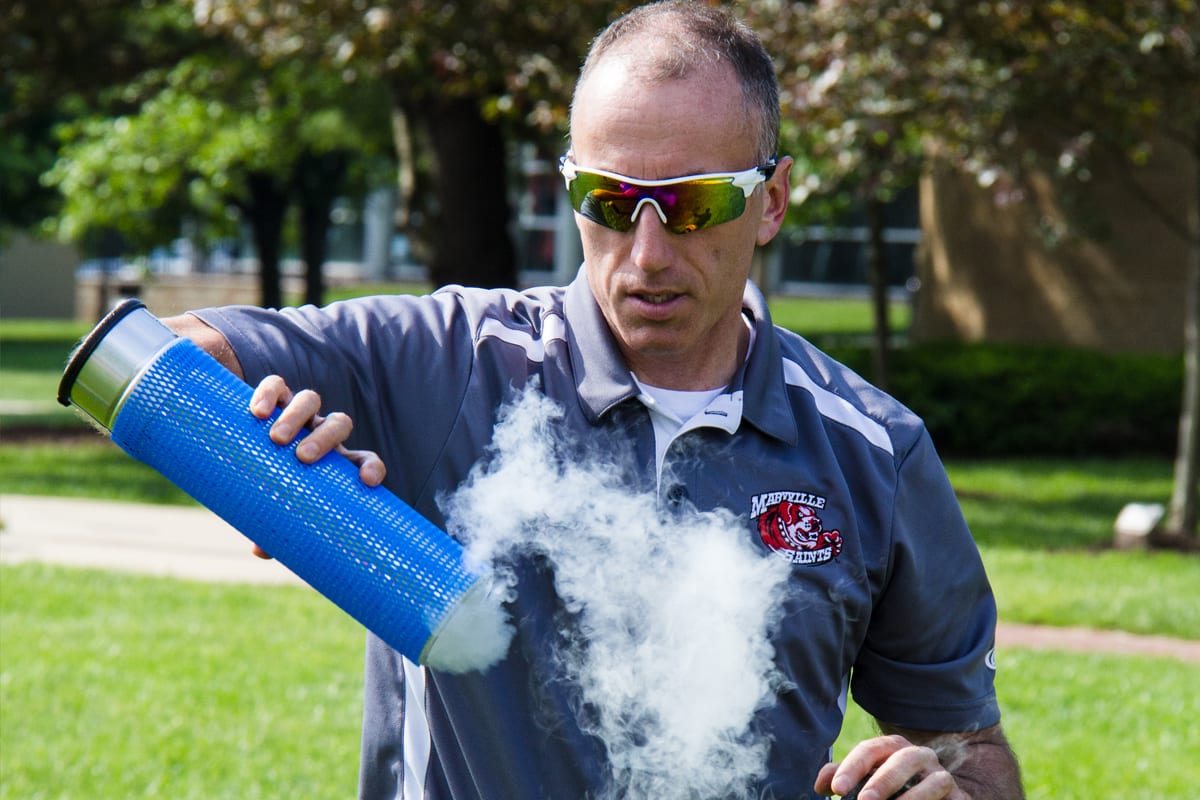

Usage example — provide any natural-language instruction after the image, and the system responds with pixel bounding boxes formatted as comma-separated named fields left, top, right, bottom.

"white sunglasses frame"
left=558, top=156, right=777, bottom=229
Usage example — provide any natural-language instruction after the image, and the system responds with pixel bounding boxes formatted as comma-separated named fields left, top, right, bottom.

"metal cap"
left=57, top=299, right=179, bottom=430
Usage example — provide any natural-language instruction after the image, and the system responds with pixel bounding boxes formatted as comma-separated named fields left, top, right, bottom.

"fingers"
left=292, top=410, right=354, bottom=463
left=818, top=734, right=907, bottom=796
left=270, top=391, right=329, bottom=450
left=250, top=374, right=294, bottom=419
left=816, top=735, right=952, bottom=799
left=249, top=376, right=344, bottom=456
left=815, top=762, right=839, bottom=795
left=248, top=375, right=386, bottom=485
left=344, top=447, right=387, bottom=487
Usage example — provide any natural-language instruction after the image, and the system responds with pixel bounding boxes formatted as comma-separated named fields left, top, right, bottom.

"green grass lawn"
left=3, top=310, right=1195, bottom=639
left=945, top=458, right=1200, bottom=639
left=1, top=437, right=197, bottom=505
left=6, top=442, right=1191, bottom=637
left=2, top=564, right=1195, bottom=799
left=0, top=319, right=90, bottom=430
left=947, top=459, right=1174, bottom=550
left=835, top=648, right=1200, bottom=796
left=0, top=564, right=364, bottom=799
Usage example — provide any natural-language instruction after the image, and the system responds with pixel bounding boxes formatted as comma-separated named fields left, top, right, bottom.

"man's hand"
left=816, top=734, right=961, bottom=799
left=815, top=723, right=1022, bottom=800
left=247, top=374, right=387, bottom=559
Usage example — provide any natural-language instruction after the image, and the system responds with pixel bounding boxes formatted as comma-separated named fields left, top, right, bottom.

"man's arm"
left=815, top=723, right=1023, bottom=799
left=163, top=313, right=245, bottom=379
left=162, top=310, right=385, bottom=492
left=885, top=723, right=1022, bottom=800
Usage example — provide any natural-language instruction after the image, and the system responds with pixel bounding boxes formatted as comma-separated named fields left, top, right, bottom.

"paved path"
left=3, top=494, right=1198, bottom=663
left=0, top=493, right=302, bottom=586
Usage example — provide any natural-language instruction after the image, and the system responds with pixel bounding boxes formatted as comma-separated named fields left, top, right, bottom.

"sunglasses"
left=559, top=155, right=777, bottom=234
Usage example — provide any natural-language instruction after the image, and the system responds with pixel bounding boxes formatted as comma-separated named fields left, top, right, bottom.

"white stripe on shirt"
left=479, top=314, right=892, bottom=457
left=401, top=658, right=430, bottom=800
left=782, top=358, right=893, bottom=455
left=478, top=314, right=567, bottom=362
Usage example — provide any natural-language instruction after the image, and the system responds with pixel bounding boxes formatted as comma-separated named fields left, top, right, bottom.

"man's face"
left=569, top=56, right=791, bottom=390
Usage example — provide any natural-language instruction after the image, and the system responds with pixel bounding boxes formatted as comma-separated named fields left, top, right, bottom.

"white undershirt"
left=634, top=315, right=756, bottom=481
left=636, top=379, right=725, bottom=477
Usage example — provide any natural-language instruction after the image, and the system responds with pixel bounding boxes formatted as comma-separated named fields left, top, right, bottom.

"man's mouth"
left=638, top=293, right=679, bottom=304
left=626, top=290, right=686, bottom=321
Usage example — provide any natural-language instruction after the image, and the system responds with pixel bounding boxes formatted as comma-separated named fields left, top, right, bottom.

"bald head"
left=570, top=1, right=780, bottom=163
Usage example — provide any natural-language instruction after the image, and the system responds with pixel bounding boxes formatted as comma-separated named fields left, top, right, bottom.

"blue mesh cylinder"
left=107, top=336, right=481, bottom=665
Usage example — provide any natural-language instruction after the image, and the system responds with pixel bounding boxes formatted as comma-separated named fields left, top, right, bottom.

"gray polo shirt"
left=194, top=273, right=999, bottom=799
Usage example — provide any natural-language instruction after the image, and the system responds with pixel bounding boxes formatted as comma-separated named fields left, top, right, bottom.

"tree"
left=952, top=1, right=1199, bottom=541
left=1, top=0, right=208, bottom=235
left=188, top=0, right=633, bottom=288
left=748, top=1, right=1011, bottom=391
left=45, top=49, right=392, bottom=307
left=749, top=1, right=1199, bottom=539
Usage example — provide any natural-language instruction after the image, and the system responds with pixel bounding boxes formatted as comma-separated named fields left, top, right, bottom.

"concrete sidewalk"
left=0, top=493, right=303, bottom=585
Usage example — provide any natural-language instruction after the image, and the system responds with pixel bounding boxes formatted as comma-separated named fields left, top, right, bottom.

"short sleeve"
left=850, top=430, right=1001, bottom=732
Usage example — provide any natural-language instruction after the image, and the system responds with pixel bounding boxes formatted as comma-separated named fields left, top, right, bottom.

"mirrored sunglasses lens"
left=568, top=173, right=745, bottom=234
left=569, top=176, right=635, bottom=232
left=658, top=178, right=746, bottom=233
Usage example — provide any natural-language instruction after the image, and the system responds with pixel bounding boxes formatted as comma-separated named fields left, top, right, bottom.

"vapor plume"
left=443, top=389, right=792, bottom=799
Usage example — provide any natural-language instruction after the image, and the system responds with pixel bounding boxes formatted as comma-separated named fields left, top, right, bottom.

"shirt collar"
left=564, top=271, right=641, bottom=423
left=736, top=282, right=800, bottom=446
left=563, top=270, right=799, bottom=446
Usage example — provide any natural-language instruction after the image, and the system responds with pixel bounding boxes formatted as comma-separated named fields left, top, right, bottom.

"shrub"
left=823, top=342, right=1182, bottom=457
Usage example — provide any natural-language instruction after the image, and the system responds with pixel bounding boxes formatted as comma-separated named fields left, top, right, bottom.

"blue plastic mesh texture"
left=110, top=337, right=478, bottom=663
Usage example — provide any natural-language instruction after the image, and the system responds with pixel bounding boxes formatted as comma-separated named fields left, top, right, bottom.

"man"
left=168, top=3, right=1022, bottom=798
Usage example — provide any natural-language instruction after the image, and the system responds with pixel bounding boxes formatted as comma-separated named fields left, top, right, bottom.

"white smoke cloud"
left=443, top=389, right=793, bottom=799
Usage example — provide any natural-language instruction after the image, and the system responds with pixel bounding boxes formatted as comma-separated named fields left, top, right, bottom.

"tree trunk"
left=243, top=171, right=289, bottom=309
left=419, top=94, right=516, bottom=289
left=391, top=105, right=417, bottom=232
left=865, top=194, right=892, bottom=392
left=1165, top=138, right=1200, bottom=538
left=294, top=150, right=348, bottom=307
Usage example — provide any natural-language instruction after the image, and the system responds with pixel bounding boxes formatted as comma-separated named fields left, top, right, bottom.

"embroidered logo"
left=752, top=491, right=843, bottom=565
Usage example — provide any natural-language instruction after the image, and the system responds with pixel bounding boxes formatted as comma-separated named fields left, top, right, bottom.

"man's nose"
left=629, top=204, right=674, bottom=272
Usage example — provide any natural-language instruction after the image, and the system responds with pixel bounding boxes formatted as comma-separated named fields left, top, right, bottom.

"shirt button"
left=666, top=484, right=689, bottom=506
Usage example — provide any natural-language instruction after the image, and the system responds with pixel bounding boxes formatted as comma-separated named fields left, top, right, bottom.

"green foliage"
left=826, top=342, right=1183, bottom=457
left=189, top=0, right=629, bottom=136
left=0, top=103, right=63, bottom=231
left=748, top=0, right=1200, bottom=236
left=42, top=50, right=392, bottom=251
left=1, top=0, right=209, bottom=232
left=752, top=1, right=945, bottom=221
left=0, top=308, right=1180, bottom=457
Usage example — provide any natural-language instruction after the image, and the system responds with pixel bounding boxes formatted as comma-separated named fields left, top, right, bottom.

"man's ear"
left=756, top=155, right=793, bottom=247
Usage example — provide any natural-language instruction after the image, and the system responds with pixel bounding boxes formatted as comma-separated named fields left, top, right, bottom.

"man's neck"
left=626, top=314, right=753, bottom=391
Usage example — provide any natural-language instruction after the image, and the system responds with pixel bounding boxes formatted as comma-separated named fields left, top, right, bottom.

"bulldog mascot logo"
left=755, top=498, right=843, bottom=565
